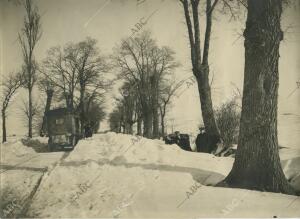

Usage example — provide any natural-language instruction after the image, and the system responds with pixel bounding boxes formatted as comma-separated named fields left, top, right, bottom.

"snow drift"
left=23, top=132, right=300, bottom=218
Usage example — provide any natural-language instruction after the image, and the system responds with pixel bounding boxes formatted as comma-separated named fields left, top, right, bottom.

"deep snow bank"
left=26, top=133, right=300, bottom=218
left=0, top=137, right=64, bottom=218
left=0, top=136, right=49, bottom=163
left=1, top=140, right=36, bottom=164
left=66, top=132, right=233, bottom=177
left=1, top=139, right=36, bottom=155
left=1, top=139, right=39, bottom=217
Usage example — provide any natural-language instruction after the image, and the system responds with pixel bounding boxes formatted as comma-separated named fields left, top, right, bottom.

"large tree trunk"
left=124, top=122, right=133, bottom=134
left=152, top=106, right=159, bottom=139
left=45, top=89, right=53, bottom=114
left=182, top=0, right=220, bottom=140
left=2, top=110, right=6, bottom=143
left=65, top=93, right=73, bottom=110
left=161, top=115, right=165, bottom=137
left=40, top=89, right=53, bottom=136
left=28, top=87, right=33, bottom=138
left=196, top=67, right=220, bottom=138
left=151, top=76, right=159, bottom=139
left=80, top=86, right=85, bottom=136
left=118, top=121, right=122, bottom=133
left=137, top=117, right=142, bottom=135
left=160, top=106, right=166, bottom=137
left=143, top=108, right=153, bottom=138
left=223, top=0, right=294, bottom=195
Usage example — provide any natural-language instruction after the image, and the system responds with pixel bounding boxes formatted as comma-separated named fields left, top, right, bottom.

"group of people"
left=164, top=131, right=192, bottom=151
left=164, top=127, right=221, bottom=154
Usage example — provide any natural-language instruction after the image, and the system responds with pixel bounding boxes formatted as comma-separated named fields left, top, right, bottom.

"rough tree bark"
left=223, top=0, right=294, bottom=195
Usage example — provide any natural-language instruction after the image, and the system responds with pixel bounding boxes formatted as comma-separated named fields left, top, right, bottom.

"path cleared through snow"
left=1, top=133, right=299, bottom=218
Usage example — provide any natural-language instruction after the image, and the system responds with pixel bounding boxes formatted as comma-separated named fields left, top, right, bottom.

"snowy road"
left=0, top=152, right=67, bottom=173
left=0, top=139, right=68, bottom=218
left=1, top=133, right=300, bottom=218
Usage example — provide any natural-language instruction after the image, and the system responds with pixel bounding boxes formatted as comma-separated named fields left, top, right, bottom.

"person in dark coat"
left=164, top=131, right=192, bottom=151
left=178, top=134, right=192, bottom=151
left=196, top=127, right=220, bottom=153
left=84, top=124, right=93, bottom=138
left=164, top=134, right=176, bottom=144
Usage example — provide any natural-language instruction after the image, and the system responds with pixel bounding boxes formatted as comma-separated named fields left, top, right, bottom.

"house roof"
left=46, top=108, right=78, bottom=117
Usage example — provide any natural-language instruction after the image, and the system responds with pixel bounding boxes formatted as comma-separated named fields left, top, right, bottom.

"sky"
left=1, top=0, right=300, bottom=145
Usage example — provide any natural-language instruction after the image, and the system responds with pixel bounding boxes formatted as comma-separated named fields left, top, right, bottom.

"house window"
left=55, top=118, right=64, bottom=125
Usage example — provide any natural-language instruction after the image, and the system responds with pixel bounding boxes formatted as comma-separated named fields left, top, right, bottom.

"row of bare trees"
left=40, top=37, right=110, bottom=135
left=1, top=0, right=41, bottom=142
left=1, top=0, right=108, bottom=142
left=109, top=32, right=182, bottom=138
left=2, top=0, right=296, bottom=196
left=117, top=0, right=294, bottom=195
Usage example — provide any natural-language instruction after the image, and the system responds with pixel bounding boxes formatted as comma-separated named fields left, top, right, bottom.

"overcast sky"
left=1, top=0, right=300, bottom=138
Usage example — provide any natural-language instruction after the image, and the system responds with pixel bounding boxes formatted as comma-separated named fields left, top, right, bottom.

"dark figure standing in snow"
left=85, top=124, right=93, bottom=138
left=164, top=131, right=192, bottom=151
left=178, top=133, right=192, bottom=151
left=196, top=127, right=220, bottom=153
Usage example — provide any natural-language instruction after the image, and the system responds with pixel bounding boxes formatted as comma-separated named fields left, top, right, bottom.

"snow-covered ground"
left=0, top=137, right=66, bottom=217
left=1, top=133, right=300, bottom=218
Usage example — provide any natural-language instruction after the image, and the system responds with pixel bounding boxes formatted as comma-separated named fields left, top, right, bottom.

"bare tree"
left=113, top=31, right=179, bottom=138
left=4, top=0, right=43, bottom=140
left=159, top=80, right=183, bottom=137
left=179, top=0, right=241, bottom=140
left=74, top=38, right=110, bottom=135
left=37, top=75, right=56, bottom=136
left=1, top=72, right=23, bottom=142
left=222, top=0, right=294, bottom=195
left=85, top=99, right=106, bottom=134
left=113, top=33, right=154, bottom=138
left=19, top=0, right=42, bottom=138
left=109, top=107, right=123, bottom=133
left=151, top=46, right=179, bottom=138
left=41, top=46, right=79, bottom=109
left=20, top=98, right=42, bottom=136
left=215, top=98, right=240, bottom=149
left=42, top=38, right=109, bottom=136
left=119, top=81, right=139, bottom=134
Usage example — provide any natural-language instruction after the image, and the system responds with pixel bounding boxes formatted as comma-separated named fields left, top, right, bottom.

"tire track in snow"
left=0, top=155, right=40, bottom=174
left=17, top=171, right=46, bottom=217
left=16, top=151, right=71, bottom=217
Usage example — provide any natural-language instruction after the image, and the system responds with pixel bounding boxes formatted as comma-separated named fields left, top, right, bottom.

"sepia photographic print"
left=0, top=0, right=300, bottom=218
